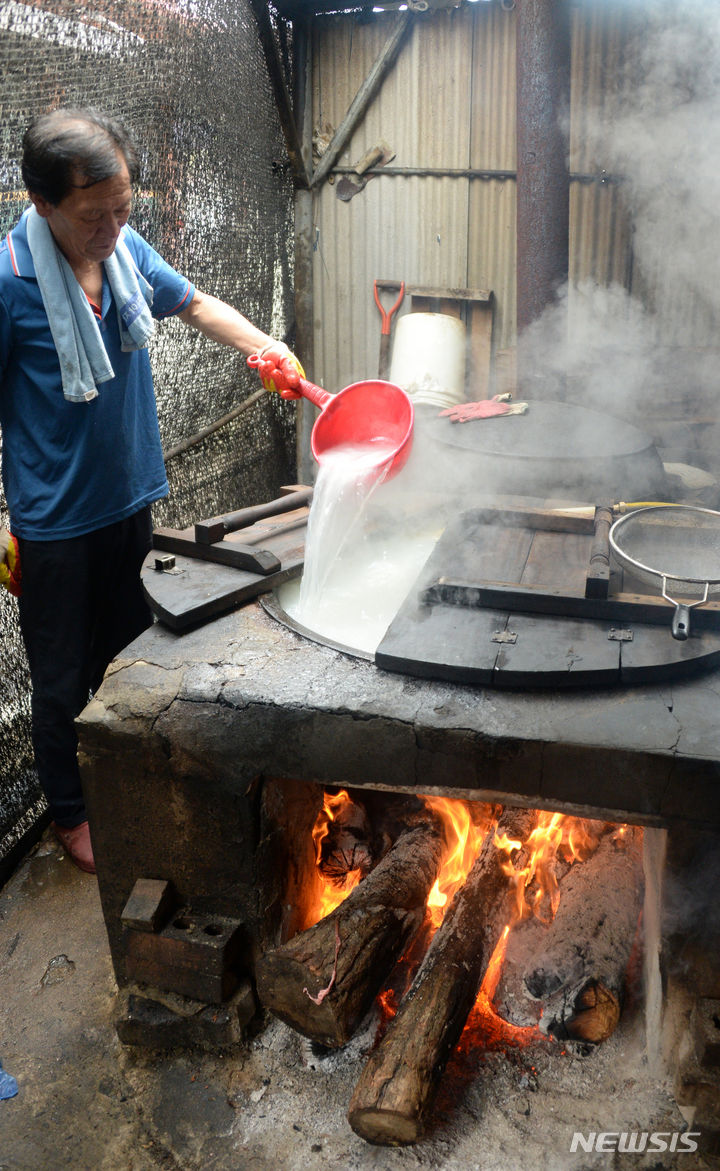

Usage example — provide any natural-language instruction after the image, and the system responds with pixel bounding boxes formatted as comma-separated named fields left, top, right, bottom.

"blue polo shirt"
left=0, top=211, right=195, bottom=539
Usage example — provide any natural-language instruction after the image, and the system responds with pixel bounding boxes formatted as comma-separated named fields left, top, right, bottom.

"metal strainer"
left=609, top=505, right=720, bottom=640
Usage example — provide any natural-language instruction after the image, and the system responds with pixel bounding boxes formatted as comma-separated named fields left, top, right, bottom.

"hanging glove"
left=253, top=341, right=306, bottom=399
left=0, top=527, right=21, bottom=597
left=439, top=397, right=529, bottom=424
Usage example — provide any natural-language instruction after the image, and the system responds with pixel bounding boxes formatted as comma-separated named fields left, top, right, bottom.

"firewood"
left=491, top=914, right=546, bottom=1028
left=493, top=821, right=609, bottom=1026
left=317, top=793, right=373, bottom=884
left=318, top=831, right=373, bottom=884
left=523, top=826, right=644, bottom=1044
left=347, top=806, right=537, bottom=1146
left=556, top=979, right=621, bottom=1043
left=255, top=818, right=444, bottom=1048
left=317, top=790, right=431, bottom=884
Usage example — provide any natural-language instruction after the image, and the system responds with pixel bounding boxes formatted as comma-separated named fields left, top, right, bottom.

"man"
left=0, top=107, right=301, bottom=874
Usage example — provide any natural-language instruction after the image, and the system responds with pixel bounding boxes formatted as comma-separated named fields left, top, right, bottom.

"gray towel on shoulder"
left=25, top=205, right=155, bottom=403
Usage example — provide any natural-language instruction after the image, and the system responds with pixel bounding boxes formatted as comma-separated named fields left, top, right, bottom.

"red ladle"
left=248, top=354, right=414, bottom=481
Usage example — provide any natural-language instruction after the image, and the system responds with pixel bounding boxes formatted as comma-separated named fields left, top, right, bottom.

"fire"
left=311, top=789, right=348, bottom=862
left=497, top=811, right=607, bottom=925
left=376, top=987, right=399, bottom=1029
left=466, top=815, right=611, bottom=1048
left=470, top=813, right=620, bottom=1037
left=421, top=797, right=495, bottom=929
left=310, top=795, right=608, bottom=935
left=475, top=928, right=540, bottom=1041
left=481, top=924, right=511, bottom=1003
left=311, top=789, right=363, bottom=920
left=414, top=802, right=607, bottom=936
left=463, top=926, right=544, bottom=1053
left=309, top=792, right=625, bottom=1052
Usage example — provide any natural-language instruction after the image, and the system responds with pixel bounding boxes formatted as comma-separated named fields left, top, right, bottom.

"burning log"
left=255, top=817, right=444, bottom=1048
left=523, top=826, right=644, bottom=1043
left=347, top=806, right=537, bottom=1146
left=491, top=914, right=546, bottom=1029
left=494, top=818, right=609, bottom=1028
left=314, top=789, right=429, bottom=886
left=316, top=790, right=373, bottom=885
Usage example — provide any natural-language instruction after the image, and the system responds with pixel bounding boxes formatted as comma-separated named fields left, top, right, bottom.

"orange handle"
left=373, top=281, right=405, bottom=335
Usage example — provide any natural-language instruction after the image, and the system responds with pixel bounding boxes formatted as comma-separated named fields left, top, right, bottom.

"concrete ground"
left=0, top=829, right=715, bottom=1171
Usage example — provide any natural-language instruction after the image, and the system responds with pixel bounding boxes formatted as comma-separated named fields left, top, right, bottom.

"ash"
left=204, top=1004, right=692, bottom=1171
left=0, top=835, right=707, bottom=1171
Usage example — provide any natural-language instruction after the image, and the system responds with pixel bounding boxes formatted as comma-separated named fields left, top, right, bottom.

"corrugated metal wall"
left=308, top=1, right=646, bottom=395
left=569, top=3, right=632, bottom=288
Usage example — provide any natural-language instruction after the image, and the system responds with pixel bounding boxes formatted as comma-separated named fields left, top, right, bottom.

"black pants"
left=17, top=507, right=153, bottom=827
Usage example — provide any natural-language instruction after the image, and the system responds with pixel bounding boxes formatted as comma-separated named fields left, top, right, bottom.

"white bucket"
left=389, top=312, right=466, bottom=409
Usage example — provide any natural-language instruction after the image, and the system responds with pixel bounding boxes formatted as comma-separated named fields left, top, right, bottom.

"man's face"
left=31, top=156, right=132, bottom=268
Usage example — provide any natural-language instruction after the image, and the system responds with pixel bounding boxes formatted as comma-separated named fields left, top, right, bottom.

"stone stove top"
left=79, top=599, right=720, bottom=832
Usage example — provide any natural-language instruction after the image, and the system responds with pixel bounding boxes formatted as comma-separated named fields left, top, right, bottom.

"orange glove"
left=0, top=527, right=21, bottom=597
left=253, top=342, right=305, bottom=399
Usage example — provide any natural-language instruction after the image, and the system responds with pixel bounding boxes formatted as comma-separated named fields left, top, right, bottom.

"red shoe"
left=51, top=820, right=96, bottom=874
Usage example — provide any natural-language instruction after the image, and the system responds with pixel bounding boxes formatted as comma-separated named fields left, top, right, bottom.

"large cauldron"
left=425, top=400, right=668, bottom=503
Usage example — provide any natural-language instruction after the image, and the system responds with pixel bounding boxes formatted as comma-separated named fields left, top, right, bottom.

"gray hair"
left=22, top=107, right=140, bottom=205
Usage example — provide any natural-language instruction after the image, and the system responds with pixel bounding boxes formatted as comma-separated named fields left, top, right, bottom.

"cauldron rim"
left=261, top=589, right=373, bottom=661
left=430, top=398, right=660, bottom=462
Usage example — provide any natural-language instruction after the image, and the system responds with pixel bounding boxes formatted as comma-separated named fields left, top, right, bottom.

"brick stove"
left=76, top=594, right=720, bottom=1151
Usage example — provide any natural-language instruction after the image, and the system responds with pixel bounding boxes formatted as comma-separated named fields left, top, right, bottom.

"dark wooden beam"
left=311, top=13, right=414, bottom=189
left=249, top=0, right=311, bottom=189
left=291, top=15, right=317, bottom=481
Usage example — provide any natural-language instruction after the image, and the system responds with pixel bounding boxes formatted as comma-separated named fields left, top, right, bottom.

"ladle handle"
left=294, top=378, right=332, bottom=411
left=662, top=578, right=709, bottom=641
left=671, top=603, right=691, bottom=641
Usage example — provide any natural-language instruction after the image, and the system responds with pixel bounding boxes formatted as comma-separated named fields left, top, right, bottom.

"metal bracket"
left=154, top=554, right=179, bottom=575
left=492, top=630, right=518, bottom=645
left=608, top=628, right=634, bottom=642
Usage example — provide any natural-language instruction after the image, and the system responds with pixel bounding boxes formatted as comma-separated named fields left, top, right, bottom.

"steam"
left=518, top=282, right=658, bottom=420
left=662, top=831, right=720, bottom=940
left=380, top=1, right=720, bottom=508
left=387, top=2, right=720, bottom=505
left=605, top=0, right=720, bottom=325
left=286, top=0, right=720, bottom=649
left=522, top=0, right=720, bottom=419
left=658, top=829, right=720, bottom=1021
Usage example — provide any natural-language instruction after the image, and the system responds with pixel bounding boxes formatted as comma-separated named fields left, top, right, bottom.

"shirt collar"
left=7, top=209, right=35, bottom=278
left=7, top=210, right=130, bottom=295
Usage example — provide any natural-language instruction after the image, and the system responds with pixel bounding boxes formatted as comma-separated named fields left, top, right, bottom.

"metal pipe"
left=516, top=0, right=571, bottom=395
left=331, top=166, right=621, bottom=184
left=163, top=390, right=265, bottom=462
